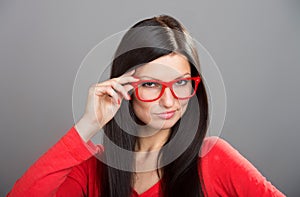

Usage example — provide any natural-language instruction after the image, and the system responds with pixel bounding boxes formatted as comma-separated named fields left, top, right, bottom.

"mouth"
left=154, top=110, right=177, bottom=120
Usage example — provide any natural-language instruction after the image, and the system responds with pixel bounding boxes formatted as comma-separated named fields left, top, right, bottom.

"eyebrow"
left=137, top=73, right=191, bottom=80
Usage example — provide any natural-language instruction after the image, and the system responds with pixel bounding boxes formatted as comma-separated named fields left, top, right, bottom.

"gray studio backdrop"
left=1, top=1, right=299, bottom=196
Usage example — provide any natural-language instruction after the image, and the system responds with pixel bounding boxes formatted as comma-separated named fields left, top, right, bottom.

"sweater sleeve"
left=6, top=126, right=103, bottom=197
left=203, top=137, right=286, bottom=197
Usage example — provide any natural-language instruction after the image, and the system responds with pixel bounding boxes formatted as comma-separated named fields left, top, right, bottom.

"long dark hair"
left=97, top=15, right=209, bottom=197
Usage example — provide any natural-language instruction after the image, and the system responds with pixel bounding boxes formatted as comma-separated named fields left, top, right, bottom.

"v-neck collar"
left=131, top=179, right=161, bottom=197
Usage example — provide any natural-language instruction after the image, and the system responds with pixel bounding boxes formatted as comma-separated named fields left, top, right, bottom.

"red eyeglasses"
left=130, top=76, right=201, bottom=102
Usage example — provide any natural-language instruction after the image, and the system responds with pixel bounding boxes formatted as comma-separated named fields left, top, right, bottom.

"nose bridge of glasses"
left=161, top=83, right=176, bottom=99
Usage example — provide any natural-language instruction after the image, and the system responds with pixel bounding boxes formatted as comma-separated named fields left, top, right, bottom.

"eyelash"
left=175, top=80, right=188, bottom=85
left=141, top=82, right=160, bottom=88
left=141, top=79, right=188, bottom=88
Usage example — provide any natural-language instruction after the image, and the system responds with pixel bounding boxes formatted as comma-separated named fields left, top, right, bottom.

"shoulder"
left=199, top=136, right=254, bottom=173
left=200, top=136, right=238, bottom=161
left=199, top=138, right=286, bottom=196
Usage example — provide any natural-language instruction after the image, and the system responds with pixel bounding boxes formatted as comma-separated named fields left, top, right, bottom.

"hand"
left=75, top=69, right=139, bottom=142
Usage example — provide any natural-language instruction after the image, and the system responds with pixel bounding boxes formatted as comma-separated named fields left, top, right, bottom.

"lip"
left=155, top=110, right=176, bottom=119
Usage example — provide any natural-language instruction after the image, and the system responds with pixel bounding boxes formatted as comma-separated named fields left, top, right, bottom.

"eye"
left=141, top=82, right=161, bottom=88
left=175, top=79, right=188, bottom=86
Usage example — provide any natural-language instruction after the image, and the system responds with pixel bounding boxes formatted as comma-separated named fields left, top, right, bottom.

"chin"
left=146, top=118, right=179, bottom=130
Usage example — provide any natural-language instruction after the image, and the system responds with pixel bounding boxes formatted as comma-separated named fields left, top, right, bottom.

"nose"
left=159, top=87, right=175, bottom=108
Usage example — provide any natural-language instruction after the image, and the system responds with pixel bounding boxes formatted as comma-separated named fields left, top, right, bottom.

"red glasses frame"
left=130, top=76, right=201, bottom=102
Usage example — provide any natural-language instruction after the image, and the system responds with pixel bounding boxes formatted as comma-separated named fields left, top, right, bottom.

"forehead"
left=134, top=53, right=191, bottom=80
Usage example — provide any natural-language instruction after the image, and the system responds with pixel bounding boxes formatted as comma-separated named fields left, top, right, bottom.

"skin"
left=75, top=52, right=193, bottom=195
left=132, top=52, right=192, bottom=152
left=131, top=52, right=192, bottom=194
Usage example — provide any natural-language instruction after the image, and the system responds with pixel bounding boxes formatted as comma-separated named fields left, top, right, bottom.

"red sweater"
left=7, top=126, right=285, bottom=197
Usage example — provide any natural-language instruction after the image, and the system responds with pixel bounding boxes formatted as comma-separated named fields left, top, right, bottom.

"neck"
left=135, top=127, right=171, bottom=152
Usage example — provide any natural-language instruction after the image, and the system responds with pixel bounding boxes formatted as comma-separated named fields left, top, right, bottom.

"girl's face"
left=132, top=53, right=192, bottom=131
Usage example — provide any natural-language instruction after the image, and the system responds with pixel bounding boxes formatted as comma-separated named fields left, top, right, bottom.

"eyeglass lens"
left=136, top=79, right=195, bottom=101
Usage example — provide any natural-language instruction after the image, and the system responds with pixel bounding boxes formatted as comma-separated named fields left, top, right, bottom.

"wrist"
left=75, top=116, right=102, bottom=142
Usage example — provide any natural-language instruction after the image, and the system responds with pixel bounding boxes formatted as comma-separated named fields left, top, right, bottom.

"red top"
left=7, top=126, right=285, bottom=197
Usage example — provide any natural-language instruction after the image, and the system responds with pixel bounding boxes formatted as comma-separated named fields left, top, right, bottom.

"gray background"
left=1, top=0, right=299, bottom=196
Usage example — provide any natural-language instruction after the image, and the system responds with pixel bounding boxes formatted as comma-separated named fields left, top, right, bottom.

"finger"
left=97, top=76, right=139, bottom=88
left=121, top=69, right=136, bottom=77
left=123, top=84, right=135, bottom=93
left=118, top=76, right=140, bottom=85
left=95, top=86, right=120, bottom=104
left=124, top=84, right=136, bottom=101
left=111, top=82, right=131, bottom=100
left=96, top=76, right=136, bottom=86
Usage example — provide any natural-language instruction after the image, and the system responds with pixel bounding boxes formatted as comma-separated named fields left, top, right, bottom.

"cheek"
left=132, top=99, right=152, bottom=122
left=179, top=99, right=189, bottom=116
left=131, top=97, right=191, bottom=126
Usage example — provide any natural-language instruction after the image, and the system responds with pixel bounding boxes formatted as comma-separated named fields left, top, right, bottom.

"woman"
left=7, top=15, right=285, bottom=197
